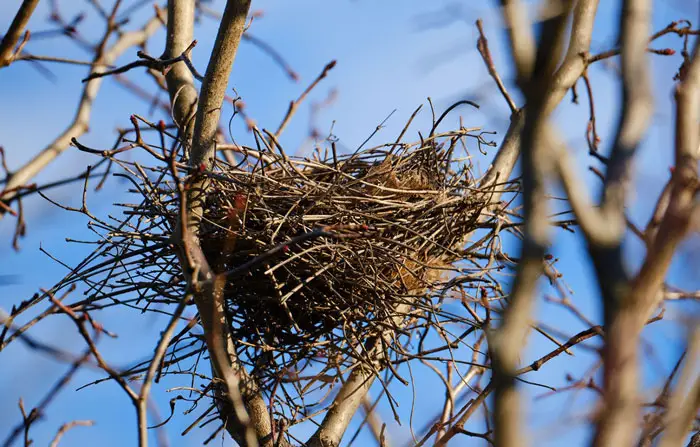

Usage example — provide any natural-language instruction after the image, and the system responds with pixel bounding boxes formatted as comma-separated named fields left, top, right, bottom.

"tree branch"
left=190, top=0, right=251, bottom=168
left=659, top=330, right=700, bottom=447
left=307, top=303, right=412, bottom=447
left=169, top=2, right=277, bottom=446
left=591, top=0, right=656, bottom=444
left=481, top=0, right=599, bottom=203
left=0, top=15, right=163, bottom=213
left=0, top=0, right=40, bottom=68
left=489, top=3, right=595, bottom=447
left=163, top=0, right=199, bottom=138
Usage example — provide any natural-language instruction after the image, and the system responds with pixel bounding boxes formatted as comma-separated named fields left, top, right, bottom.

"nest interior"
left=195, top=142, right=486, bottom=361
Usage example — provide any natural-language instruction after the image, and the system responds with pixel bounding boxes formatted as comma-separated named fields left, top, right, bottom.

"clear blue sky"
left=0, top=1, right=698, bottom=446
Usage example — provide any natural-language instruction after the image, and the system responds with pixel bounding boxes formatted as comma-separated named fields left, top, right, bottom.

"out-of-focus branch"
left=481, top=0, right=599, bottom=202
left=621, top=31, right=700, bottom=447
left=591, top=0, right=655, bottom=445
left=48, top=420, right=94, bottom=447
left=488, top=74, right=553, bottom=447
left=489, top=3, right=595, bottom=447
left=659, top=330, right=700, bottom=447
left=500, top=0, right=535, bottom=83
left=361, top=395, right=390, bottom=447
left=596, top=2, right=654, bottom=244
left=542, top=0, right=599, bottom=116
left=0, top=15, right=163, bottom=213
left=0, top=0, right=40, bottom=68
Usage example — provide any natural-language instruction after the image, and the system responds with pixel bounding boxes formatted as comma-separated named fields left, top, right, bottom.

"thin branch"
left=14, top=53, right=104, bottom=67
left=49, top=420, right=94, bottom=447
left=275, top=60, right=336, bottom=137
left=475, top=19, right=517, bottom=113
left=0, top=15, right=163, bottom=213
left=136, top=297, right=189, bottom=446
left=659, top=330, right=700, bottom=447
left=82, top=40, right=203, bottom=83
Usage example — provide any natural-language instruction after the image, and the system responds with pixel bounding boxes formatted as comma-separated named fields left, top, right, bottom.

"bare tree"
left=1, top=1, right=698, bottom=447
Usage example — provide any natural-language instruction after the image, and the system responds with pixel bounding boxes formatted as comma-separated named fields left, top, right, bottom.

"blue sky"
left=1, top=1, right=698, bottom=446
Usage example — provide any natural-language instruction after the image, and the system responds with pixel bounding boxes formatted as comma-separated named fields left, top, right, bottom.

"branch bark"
left=190, top=0, right=251, bottom=169
left=0, top=0, right=40, bottom=68
left=165, top=2, right=278, bottom=446
left=590, top=1, right=656, bottom=445
left=163, top=0, right=198, bottom=138
left=595, top=20, right=699, bottom=447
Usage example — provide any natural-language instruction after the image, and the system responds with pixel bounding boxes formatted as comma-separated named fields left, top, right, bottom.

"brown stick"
left=0, top=0, right=40, bottom=68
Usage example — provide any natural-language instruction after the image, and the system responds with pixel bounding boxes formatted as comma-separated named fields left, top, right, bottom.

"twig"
left=0, top=14, right=164, bottom=214
left=82, top=40, right=203, bottom=82
left=49, top=420, right=94, bottom=447
left=275, top=60, right=336, bottom=137
left=475, top=19, right=517, bottom=113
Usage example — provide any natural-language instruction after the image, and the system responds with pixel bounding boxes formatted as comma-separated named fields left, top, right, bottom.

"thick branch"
left=490, top=3, right=594, bottom=447
left=592, top=0, right=655, bottom=445
left=173, top=2, right=276, bottom=446
left=481, top=0, right=599, bottom=203
left=190, top=0, right=252, bottom=168
left=307, top=302, right=412, bottom=447
left=0, top=0, right=40, bottom=68
left=500, top=0, right=536, bottom=82
left=163, top=0, right=198, bottom=137
left=478, top=109, right=524, bottom=196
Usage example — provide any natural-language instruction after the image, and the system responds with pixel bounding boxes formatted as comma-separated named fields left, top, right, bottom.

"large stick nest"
left=50, top=117, right=512, bottom=427
left=197, top=140, right=486, bottom=356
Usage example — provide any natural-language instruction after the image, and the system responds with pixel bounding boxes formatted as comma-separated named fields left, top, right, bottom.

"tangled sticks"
left=60, top=113, right=512, bottom=431
left=201, top=142, right=485, bottom=344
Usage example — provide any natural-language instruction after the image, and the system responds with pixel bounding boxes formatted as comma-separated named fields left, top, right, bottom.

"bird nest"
left=58, top=117, right=505, bottom=423
left=196, top=142, right=485, bottom=358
